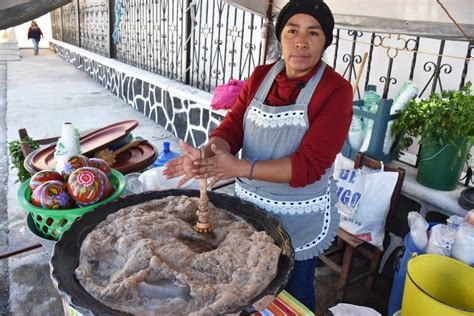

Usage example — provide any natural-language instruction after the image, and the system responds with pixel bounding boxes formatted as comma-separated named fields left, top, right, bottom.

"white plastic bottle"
left=348, top=106, right=365, bottom=151
left=382, top=81, right=418, bottom=154
left=359, top=85, right=381, bottom=153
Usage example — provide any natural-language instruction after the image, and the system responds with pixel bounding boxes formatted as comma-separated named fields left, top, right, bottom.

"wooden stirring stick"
left=194, top=148, right=212, bottom=233
left=352, top=52, right=368, bottom=96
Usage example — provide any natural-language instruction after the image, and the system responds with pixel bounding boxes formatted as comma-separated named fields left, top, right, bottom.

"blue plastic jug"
left=153, top=141, right=180, bottom=167
left=388, top=223, right=439, bottom=316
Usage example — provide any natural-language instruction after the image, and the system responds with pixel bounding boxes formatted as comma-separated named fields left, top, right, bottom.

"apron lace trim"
left=247, top=106, right=306, bottom=128
left=235, top=181, right=330, bottom=215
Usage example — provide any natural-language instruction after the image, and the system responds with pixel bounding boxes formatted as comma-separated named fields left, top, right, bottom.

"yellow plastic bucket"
left=401, top=254, right=474, bottom=316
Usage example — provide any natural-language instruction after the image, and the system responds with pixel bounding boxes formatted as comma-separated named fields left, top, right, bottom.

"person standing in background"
left=27, top=21, right=43, bottom=55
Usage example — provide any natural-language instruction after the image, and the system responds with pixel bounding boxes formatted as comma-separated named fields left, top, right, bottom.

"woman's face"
left=31, top=21, right=37, bottom=27
left=280, top=14, right=326, bottom=79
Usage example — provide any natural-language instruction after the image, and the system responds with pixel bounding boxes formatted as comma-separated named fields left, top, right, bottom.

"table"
left=389, top=160, right=468, bottom=218
left=254, top=290, right=315, bottom=316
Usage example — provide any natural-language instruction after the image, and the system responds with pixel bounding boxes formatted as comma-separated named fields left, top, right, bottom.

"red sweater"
left=27, top=27, right=43, bottom=40
left=210, top=61, right=353, bottom=187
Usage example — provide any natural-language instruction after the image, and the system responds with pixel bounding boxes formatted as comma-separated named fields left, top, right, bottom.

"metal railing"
left=328, top=30, right=473, bottom=100
left=51, top=0, right=472, bottom=97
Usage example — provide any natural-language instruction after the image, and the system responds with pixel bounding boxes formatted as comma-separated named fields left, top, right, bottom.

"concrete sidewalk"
left=0, top=48, right=180, bottom=315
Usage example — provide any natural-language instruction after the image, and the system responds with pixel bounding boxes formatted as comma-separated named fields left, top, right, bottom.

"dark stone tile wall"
left=51, top=42, right=224, bottom=147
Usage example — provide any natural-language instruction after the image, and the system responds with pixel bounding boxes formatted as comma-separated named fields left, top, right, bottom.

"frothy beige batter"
left=75, top=196, right=281, bottom=315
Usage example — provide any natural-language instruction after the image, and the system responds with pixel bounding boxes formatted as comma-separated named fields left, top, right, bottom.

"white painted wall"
left=13, top=13, right=52, bottom=48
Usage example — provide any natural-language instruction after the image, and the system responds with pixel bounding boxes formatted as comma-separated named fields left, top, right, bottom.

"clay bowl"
left=50, top=190, right=294, bottom=315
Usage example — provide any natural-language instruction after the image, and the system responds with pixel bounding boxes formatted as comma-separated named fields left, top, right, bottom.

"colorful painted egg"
left=62, top=155, right=90, bottom=179
left=97, top=168, right=112, bottom=200
left=31, top=180, right=74, bottom=209
left=67, top=167, right=111, bottom=206
left=88, top=158, right=111, bottom=177
left=85, top=166, right=112, bottom=202
left=29, top=170, right=64, bottom=191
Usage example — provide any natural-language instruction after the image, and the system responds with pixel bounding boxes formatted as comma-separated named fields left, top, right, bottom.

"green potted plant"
left=391, top=82, right=474, bottom=191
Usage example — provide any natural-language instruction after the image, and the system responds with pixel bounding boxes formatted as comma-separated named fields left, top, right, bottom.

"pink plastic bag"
left=211, top=79, right=245, bottom=110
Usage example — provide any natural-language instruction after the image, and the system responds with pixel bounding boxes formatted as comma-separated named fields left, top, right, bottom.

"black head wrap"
left=275, top=0, right=334, bottom=48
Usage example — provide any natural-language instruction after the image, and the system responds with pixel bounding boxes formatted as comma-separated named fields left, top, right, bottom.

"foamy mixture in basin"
left=75, top=196, right=281, bottom=315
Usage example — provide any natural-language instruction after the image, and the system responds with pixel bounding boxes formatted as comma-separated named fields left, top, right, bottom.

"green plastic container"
left=417, top=137, right=470, bottom=191
left=17, top=169, right=126, bottom=240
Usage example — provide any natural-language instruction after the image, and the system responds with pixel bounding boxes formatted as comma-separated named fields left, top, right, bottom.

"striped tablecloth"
left=254, top=290, right=315, bottom=316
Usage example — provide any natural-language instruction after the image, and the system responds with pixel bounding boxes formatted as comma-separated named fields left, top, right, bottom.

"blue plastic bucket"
left=388, top=223, right=440, bottom=316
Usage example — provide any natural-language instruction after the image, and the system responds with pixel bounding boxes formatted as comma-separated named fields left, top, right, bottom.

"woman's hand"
left=162, top=140, right=200, bottom=187
left=194, top=143, right=247, bottom=187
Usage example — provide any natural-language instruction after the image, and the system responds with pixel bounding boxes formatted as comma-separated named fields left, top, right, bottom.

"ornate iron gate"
left=50, top=1, right=472, bottom=97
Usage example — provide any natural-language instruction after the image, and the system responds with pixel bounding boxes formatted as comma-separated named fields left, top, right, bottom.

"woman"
left=164, top=0, right=352, bottom=310
left=27, top=21, right=43, bottom=55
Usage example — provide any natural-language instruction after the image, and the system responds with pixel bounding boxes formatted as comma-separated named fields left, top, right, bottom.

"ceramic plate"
left=30, top=120, right=138, bottom=171
left=112, top=142, right=158, bottom=174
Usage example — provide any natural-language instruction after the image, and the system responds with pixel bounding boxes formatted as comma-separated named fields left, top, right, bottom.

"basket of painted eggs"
left=17, top=155, right=126, bottom=240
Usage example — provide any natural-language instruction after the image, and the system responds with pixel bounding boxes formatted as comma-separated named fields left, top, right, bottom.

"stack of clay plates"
left=24, top=120, right=157, bottom=174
